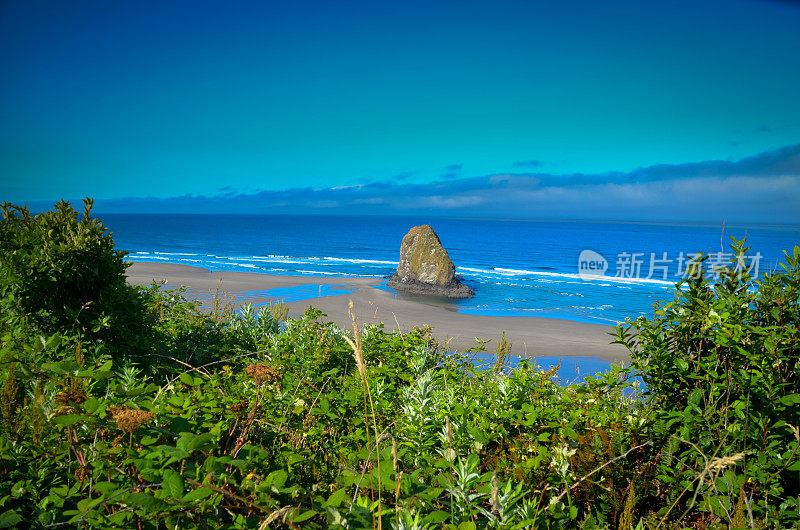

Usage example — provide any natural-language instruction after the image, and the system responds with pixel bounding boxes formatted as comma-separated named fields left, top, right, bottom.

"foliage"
left=0, top=202, right=798, bottom=528
left=615, top=237, right=800, bottom=527
left=0, top=199, right=150, bottom=363
left=0, top=301, right=648, bottom=529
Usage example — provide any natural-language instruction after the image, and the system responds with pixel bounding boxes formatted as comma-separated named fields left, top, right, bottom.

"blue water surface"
left=104, top=214, right=799, bottom=325
left=231, top=284, right=357, bottom=305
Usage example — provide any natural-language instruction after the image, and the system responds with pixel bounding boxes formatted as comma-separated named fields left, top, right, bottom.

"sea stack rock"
left=387, top=225, right=474, bottom=299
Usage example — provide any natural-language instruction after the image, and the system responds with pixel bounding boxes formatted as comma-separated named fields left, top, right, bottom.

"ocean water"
left=103, top=214, right=799, bottom=326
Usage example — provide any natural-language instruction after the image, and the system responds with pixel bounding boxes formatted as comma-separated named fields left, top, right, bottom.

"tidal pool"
left=232, top=284, right=357, bottom=305
left=461, top=351, right=631, bottom=386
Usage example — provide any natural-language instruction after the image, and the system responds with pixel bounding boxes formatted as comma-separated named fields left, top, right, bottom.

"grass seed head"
left=708, top=452, right=745, bottom=472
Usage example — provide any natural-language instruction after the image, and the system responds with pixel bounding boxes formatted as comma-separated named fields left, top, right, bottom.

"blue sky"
left=1, top=0, right=799, bottom=221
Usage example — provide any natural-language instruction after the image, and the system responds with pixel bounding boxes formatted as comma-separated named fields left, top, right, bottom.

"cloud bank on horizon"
left=80, top=144, right=800, bottom=222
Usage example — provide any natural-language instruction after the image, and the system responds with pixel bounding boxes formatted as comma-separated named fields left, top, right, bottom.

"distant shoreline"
left=126, top=261, right=630, bottom=362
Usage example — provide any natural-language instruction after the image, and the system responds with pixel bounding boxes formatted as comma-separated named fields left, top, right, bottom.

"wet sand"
left=127, top=262, right=629, bottom=362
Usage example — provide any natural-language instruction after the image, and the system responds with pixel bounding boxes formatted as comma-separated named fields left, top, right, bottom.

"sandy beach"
left=127, top=262, right=629, bottom=362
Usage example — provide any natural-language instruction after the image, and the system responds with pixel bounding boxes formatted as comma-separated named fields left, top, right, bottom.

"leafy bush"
left=1, top=307, right=646, bottom=529
left=615, top=238, right=800, bottom=526
left=0, top=199, right=149, bottom=361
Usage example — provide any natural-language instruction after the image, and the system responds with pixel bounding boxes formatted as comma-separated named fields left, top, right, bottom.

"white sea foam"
left=459, top=267, right=497, bottom=275
left=494, top=267, right=539, bottom=276
left=600, top=276, right=674, bottom=287
left=323, top=256, right=395, bottom=265
left=209, top=260, right=262, bottom=269
left=154, top=252, right=199, bottom=256
left=206, top=260, right=263, bottom=268
left=567, top=304, right=613, bottom=311
left=246, top=257, right=314, bottom=265
left=488, top=267, right=675, bottom=287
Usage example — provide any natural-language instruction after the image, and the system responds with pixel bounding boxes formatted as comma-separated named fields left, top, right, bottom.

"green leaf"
left=569, top=504, right=579, bottom=519
left=424, top=510, right=450, bottom=524
left=162, top=470, right=185, bottom=498
left=291, top=509, right=317, bottom=523
left=92, top=482, right=121, bottom=496
left=225, top=458, right=248, bottom=471
left=265, top=469, right=288, bottom=489
left=10, top=481, right=26, bottom=498
left=83, top=397, right=101, bottom=414
left=0, top=510, right=22, bottom=529
left=76, top=497, right=98, bottom=515
left=325, top=488, right=347, bottom=507
left=43, top=334, right=61, bottom=350
left=468, top=427, right=491, bottom=445
left=285, top=452, right=304, bottom=465
left=125, top=492, right=169, bottom=512
left=181, top=487, right=213, bottom=503
left=561, top=426, right=579, bottom=439
left=779, top=394, right=800, bottom=406
left=52, top=360, right=81, bottom=375
left=179, top=372, right=197, bottom=386
left=176, top=432, right=215, bottom=453
left=94, top=360, right=114, bottom=379
left=140, top=435, right=159, bottom=446
left=51, top=414, right=94, bottom=426
left=157, top=445, right=190, bottom=462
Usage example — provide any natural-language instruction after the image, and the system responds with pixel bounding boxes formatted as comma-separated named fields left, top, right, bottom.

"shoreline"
left=126, top=262, right=630, bottom=362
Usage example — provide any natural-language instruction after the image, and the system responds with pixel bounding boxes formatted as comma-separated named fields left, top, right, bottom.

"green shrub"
left=0, top=198, right=149, bottom=360
left=615, top=238, right=800, bottom=526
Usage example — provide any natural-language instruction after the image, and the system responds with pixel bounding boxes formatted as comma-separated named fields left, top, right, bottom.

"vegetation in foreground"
left=0, top=199, right=798, bottom=529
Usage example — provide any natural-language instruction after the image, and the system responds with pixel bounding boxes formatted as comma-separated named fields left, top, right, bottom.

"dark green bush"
left=616, top=238, right=800, bottom=525
left=0, top=199, right=149, bottom=360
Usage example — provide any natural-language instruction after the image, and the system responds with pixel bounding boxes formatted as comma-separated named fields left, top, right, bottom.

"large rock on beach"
left=387, top=225, right=474, bottom=299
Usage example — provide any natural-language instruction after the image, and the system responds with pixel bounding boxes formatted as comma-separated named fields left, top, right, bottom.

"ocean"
left=103, top=214, right=799, bottom=326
